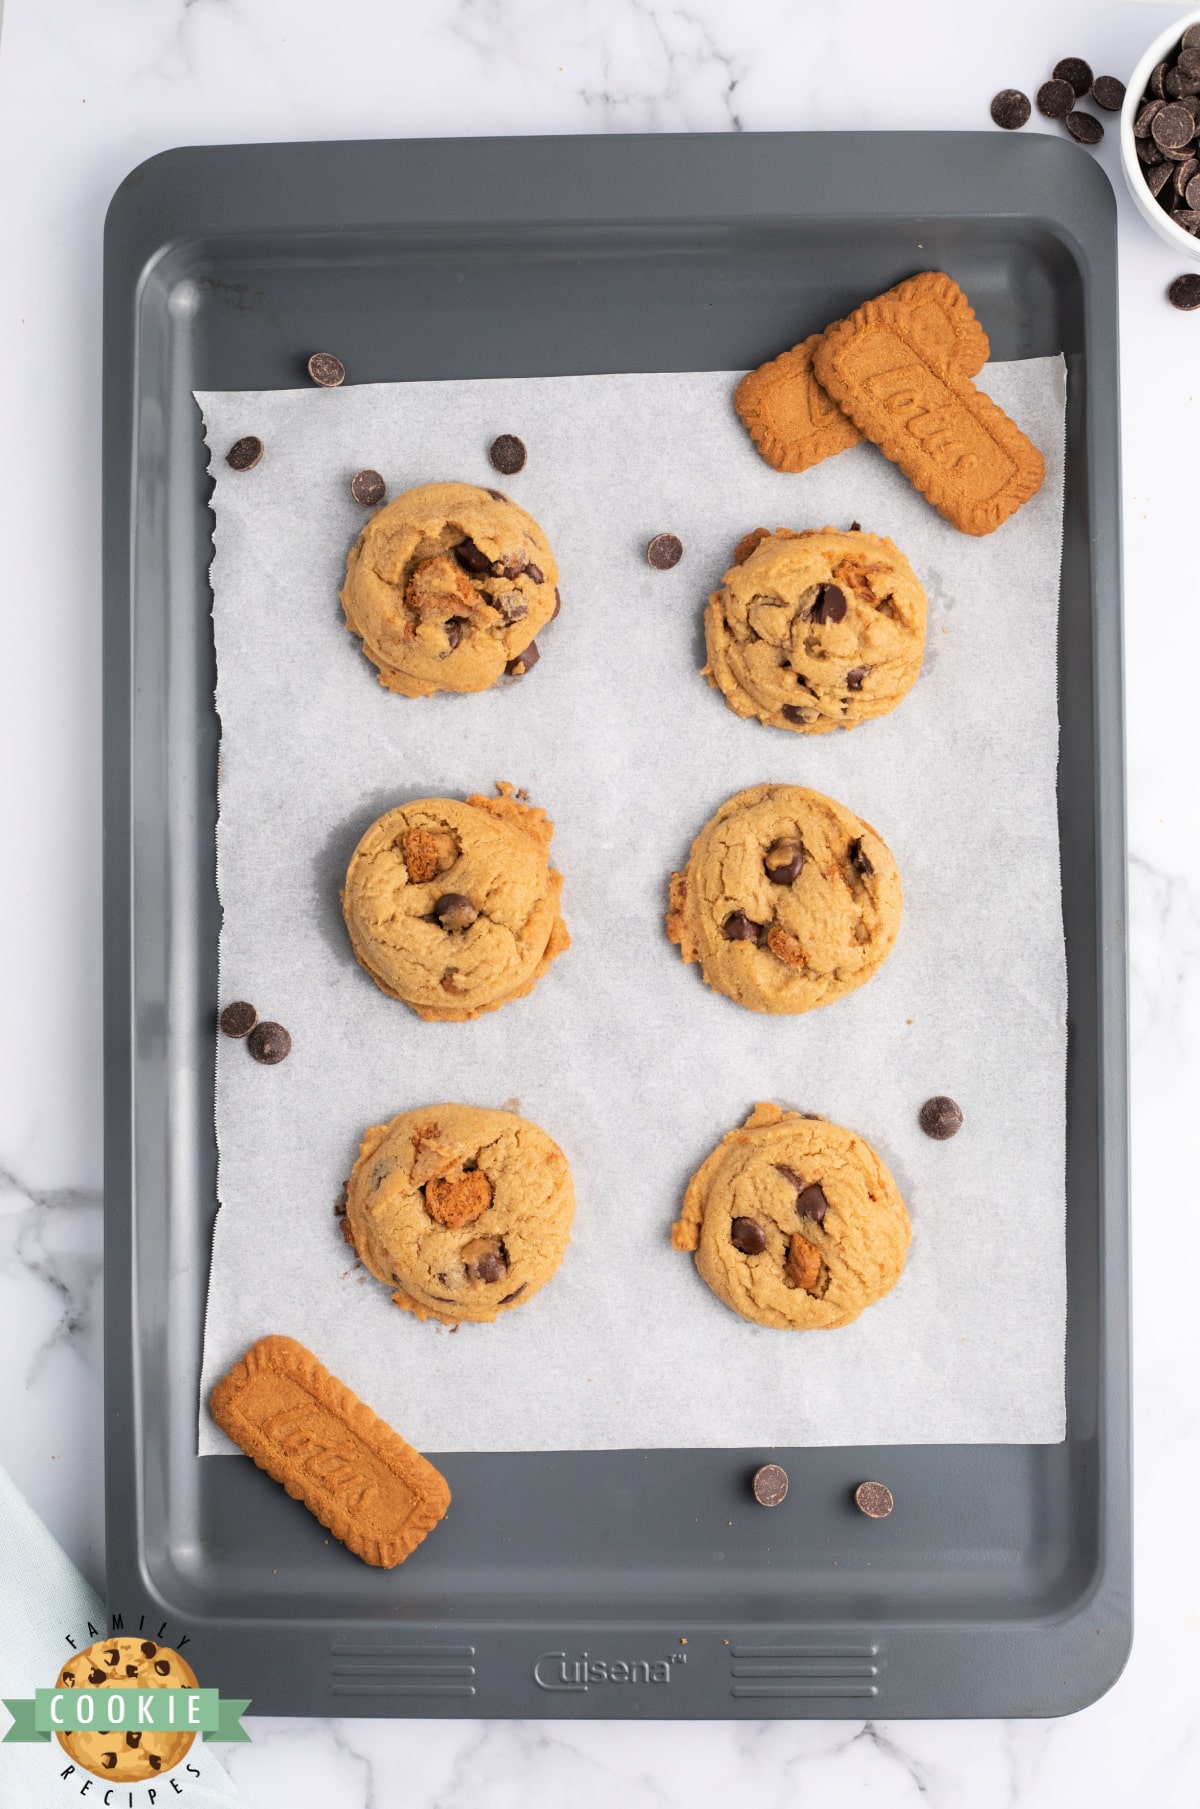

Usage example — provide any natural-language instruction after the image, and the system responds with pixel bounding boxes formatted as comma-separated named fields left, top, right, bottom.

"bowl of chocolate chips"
left=1123, top=9, right=1200, bottom=260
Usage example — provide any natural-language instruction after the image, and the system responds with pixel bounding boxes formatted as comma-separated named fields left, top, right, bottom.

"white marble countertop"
left=1, top=0, right=1197, bottom=1802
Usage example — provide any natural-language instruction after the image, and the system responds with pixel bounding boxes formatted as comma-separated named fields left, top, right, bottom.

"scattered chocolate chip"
left=506, top=639, right=539, bottom=676
left=730, top=1216, right=767, bottom=1255
left=141, top=1642, right=157, bottom=1658
left=89, top=1668, right=106, bottom=1685
left=846, top=665, right=868, bottom=690
left=1152, top=59, right=1169, bottom=99
left=551, top=586, right=562, bottom=620
left=434, top=892, right=478, bottom=931
left=752, top=1463, right=789, bottom=1507
left=225, top=435, right=263, bottom=472
left=795, top=1182, right=829, bottom=1225
left=1065, top=110, right=1103, bottom=145
left=219, top=1000, right=257, bottom=1039
left=489, top=434, right=527, bottom=474
left=919, top=1095, right=963, bottom=1140
left=307, top=351, right=345, bottom=388
left=855, top=1480, right=894, bottom=1519
left=809, top=582, right=847, bottom=624
left=1036, top=78, right=1074, bottom=120
left=764, top=837, right=804, bottom=885
left=990, top=88, right=1030, bottom=130
left=248, top=1021, right=291, bottom=1065
left=646, top=532, right=684, bottom=570
left=350, top=468, right=385, bottom=506
left=1147, top=162, right=1174, bottom=198
left=445, top=616, right=468, bottom=651
left=780, top=703, right=810, bottom=724
left=1053, top=57, right=1092, bottom=97
left=334, top=1187, right=348, bottom=1216
left=1091, top=75, right=1124, bottom=112
left=499, top=1284, right=527, bottom=1304
left=723, top=910, right=760, bottom=942
left=1153, top=103, right=1194, bottom=150
left=1169, top=272, right=1200, bottom=309
left=454, top=536, right=491, bottom=574
left=848, top=837, right=874, bottom=877
left=1135, top=98, right=1165, bottom=137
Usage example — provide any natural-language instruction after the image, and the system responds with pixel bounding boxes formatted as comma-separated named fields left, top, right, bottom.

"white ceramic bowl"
left=1121, top=7, right=1200, bottom=262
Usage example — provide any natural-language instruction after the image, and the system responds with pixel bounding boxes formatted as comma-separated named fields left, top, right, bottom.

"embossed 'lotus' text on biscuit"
left=841, top=340, right=1017, bottom=492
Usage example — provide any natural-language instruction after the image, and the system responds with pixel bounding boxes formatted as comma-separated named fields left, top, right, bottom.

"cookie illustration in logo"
left=54, top=1638, right=198, bottom=1782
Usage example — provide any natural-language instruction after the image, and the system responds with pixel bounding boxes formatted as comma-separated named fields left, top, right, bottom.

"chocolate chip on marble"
left=1169, top=273, right=1200, bottom=309
left=990, top=88, right=1030, bottom=130
left=506, top=639, right=539, bottom=675
left=307, top=352, right=346, bottom=388
left=1065, top=110, right=1103, bottom=145
left=730, top=1216, right=768, bottom=1255
left=225, top=435, right=263, bottom=472
left=854, top=1480, right=894, bottom=1519
left=722, top=910, right=761, bottom=942
left=434, top=893, right=478, bottom=931
left=248, top=1021, right=291, bottom=1065
left=919, top=1095, right=963, bottom=1140
left=1037, top=78, right=1074, bottom=120
left=764, top=837, right=804, bottom=884
left=646, top=532, right=684, bottom=570
left=489, top=434, right=527, bottom=474
left=1053, top=57, right=1092, bottom=97
left=752, top=1463, right=789, bottom=1507
left=219, top=1000, right=258, bottom=1039
left=349, top=468, right=385, bottom=507
left=1091, top=75, right=1125, bottom=112
left=846, top=665, right=868, bottom=690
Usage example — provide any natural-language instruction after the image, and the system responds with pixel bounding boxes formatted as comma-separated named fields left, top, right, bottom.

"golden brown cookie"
left=703, top=525, right=927, bottom=733
left=345, top=1103, right=575, bottom=1324
left=342, top=783, right=569, bottom=1022
left=54, top=1638, right=197, bottom=1782
left=210, top=1334, right=451, bottom=1567
left=671, top=1102, right=911, bottom=1330
left=340, top=480, right=559, bottom=696
left=734, top=273, right=989, bottom=475
left=813, top=277, right=1043, bottom=535
left=666, top=783, right=901, bottom=1015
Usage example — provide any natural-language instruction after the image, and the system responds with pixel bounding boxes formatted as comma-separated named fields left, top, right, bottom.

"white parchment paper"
left=197, top=358, right=1067, bottom=1454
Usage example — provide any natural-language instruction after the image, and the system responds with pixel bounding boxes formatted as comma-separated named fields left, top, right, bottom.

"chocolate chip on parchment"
left=1036, top=78, right=1074, bottom=120
left=990, top=88, right=1031, bottom=130
left=849, top=520, right=861, bottom=532
left=846, top=665, right=868, bottom=690
left=646, top=532, right=684, bottom=570
left=752, top=1463, right=789, bottom=1507
left=1165, top=271, right=1200, bottom=311
left=225, top=435, right=263, bottom=472
left=764, top=837, right=804, bottom=884
left=506, top=639, right=539, bottom=676
left=307, top=352, right=345, bottom=388
left=723, top=910, right=760, bottom=942
left=809, top=582, right=847, bottom=624
left=434, top=893, right=478, bottom=931
left=454, top=536, right=492, bottom=574
left=219, top=1000, right=258, bottom=1039
left=1053, top=57, right=1092, bottom=97
left=919, top=1095, right=963, bottom=1140
left=1091, top=75, right=1125, bottom=112
left=489, top=433, right=527, bottom=474
left=1153, top=103, right=1195, bottom=151
left=1065, top=110, right=1103, bottom=145
left=248, top=1021, right=291, bottom=1065
left=855, top=1480, right=894, bottom=1519
left=350, top=468, right=385, bottom=506
left=730, top=1216, right=768, bottom=1255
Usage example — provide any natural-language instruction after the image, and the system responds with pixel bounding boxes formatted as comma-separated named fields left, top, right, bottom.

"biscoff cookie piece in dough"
left=666, top=783, right=901, bottom=1016
left=346, top=1103, right=575, bottom=1324
left=340, top=480, right=559, bottom=696
left=342, top=783, right=569, bottom=1022
left=671, top=1102, right=911, bottom=1331
left=704, top=525, right=927, bottom=734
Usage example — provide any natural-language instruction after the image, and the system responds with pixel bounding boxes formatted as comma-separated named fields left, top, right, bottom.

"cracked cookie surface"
left=671, top=1102, right=911, bottom=1330
left=704, top=526, right=927, bottom=734
left=340, top=480, right=558, bottom=696
left=342, top=783, right=570, bottom=1021
left=346, top=1103, right=575, bottom=1324
left=666, top=783, right=901, bottom=1015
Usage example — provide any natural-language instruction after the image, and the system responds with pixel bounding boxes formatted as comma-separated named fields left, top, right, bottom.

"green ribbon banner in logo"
left=3, top=1688, right=251, bottom=1743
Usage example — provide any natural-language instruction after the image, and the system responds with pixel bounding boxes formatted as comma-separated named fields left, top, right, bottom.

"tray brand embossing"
left=533, top=1650, right=686, bottom=1692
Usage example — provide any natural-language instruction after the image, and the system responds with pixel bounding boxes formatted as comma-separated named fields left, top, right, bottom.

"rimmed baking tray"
left=102, top=131, right=1129, bottom=1719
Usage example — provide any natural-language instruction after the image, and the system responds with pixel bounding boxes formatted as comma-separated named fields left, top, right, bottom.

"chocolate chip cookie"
left=671, top=1102, right=911, bottom=1330
left=666, top=783, right=901, bottom=1015
left=340, top=480, right=558, bottom=696
left=342, top=783, right=569, bottom=1021
left=54, top=1638, right=198, bottom=1782
left=703, top=526, right=927, bottom=733
left=346, top=1103, right=575, bottom=1324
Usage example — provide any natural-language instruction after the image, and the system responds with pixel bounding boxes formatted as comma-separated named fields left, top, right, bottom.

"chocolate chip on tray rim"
left=307, top=351, right=345, bottom=388
left=488, top=433, right=527, bottom=474
left=855, top=1480, right=895, bottom=1519
left=752, top=1463, right=789, bottom=1507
